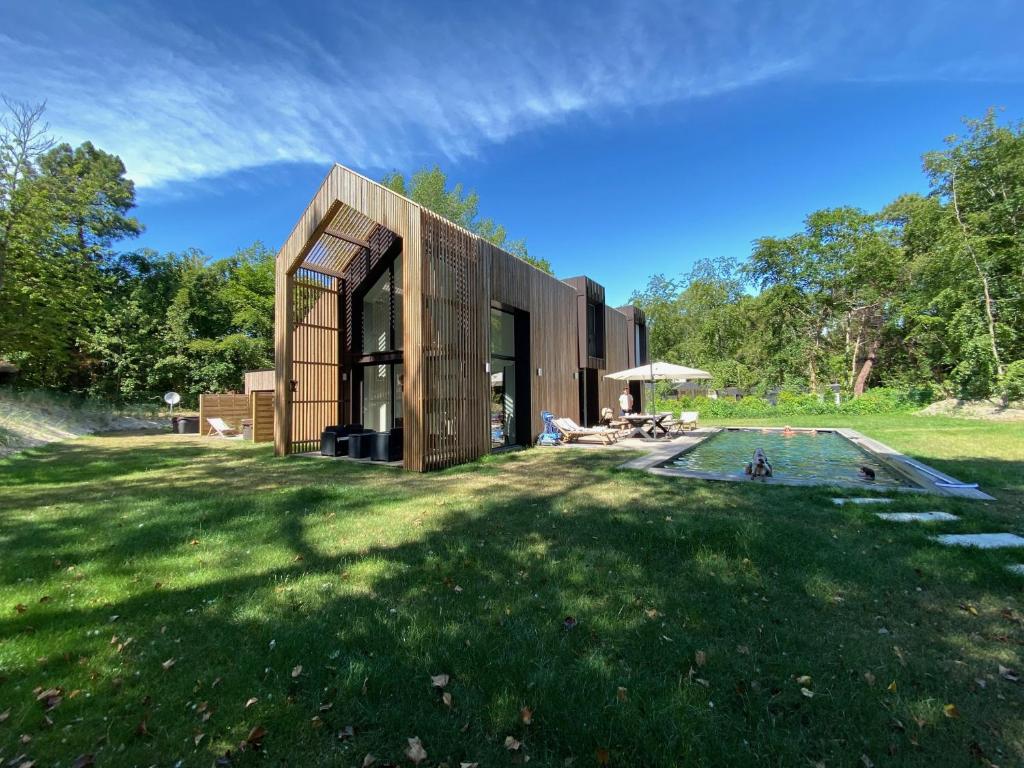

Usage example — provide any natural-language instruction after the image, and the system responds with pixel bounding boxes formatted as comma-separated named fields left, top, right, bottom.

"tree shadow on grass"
left=0, top=438, right=1022, bottom=767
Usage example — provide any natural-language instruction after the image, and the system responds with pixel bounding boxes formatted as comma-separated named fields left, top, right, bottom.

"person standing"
left=618, top=387, right=634, bottom=416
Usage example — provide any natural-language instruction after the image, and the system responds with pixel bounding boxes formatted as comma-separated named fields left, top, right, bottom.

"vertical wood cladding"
left=275, top=163, right=637, bottom=468
left=419, top=211, right=489, bottom=470
left=484, top=243, right=579, bottom=440
left=598, top=306, right=630, bottom=413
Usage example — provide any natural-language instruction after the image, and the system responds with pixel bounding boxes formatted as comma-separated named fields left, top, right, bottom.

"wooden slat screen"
left=198, top=394, right=250, bottom=433
left=420, top=211, right=488, bottom=469
left=244, top=369, right=275, bottom=394
left=289, top=269, right=339, bottom=454
left=250, top=391, right=274, bottom=443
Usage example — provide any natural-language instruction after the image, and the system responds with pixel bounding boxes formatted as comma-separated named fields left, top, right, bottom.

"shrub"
left=654, top=386, right=921, bottom=419
left=1001, top=360, right=1024, bottom=403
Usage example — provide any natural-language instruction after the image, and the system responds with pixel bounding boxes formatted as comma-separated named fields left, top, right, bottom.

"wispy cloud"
left=3, top=0, right=1021, bottom=190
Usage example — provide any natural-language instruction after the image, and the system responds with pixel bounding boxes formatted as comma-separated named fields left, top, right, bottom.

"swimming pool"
left=662, top=428, right=915, bottom=488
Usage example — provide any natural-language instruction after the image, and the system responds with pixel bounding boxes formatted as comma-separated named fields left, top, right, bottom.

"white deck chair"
left=206, top=417, right=242, bottom=438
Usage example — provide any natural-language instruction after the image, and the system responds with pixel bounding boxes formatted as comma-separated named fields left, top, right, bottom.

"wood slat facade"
left=274, top=163, right=646, bottom=469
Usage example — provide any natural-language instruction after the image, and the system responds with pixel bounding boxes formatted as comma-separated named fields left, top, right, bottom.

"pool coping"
left=618, top=427, right=993, bottom=500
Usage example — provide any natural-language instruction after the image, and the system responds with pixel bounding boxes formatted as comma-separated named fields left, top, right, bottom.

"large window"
left=586, top=300, right=604, bottom=358
left=361, top=362, right=403, bottom=432
left=490, top=308, right=520, bottom=449
left=357, top=254, right=403, bottom=432
left=360, top=258, right=403, bottom=354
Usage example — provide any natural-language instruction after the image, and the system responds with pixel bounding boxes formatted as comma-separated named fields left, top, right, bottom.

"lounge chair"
left=206, top=417, right=242, bottom=438
left=679, top=411, right=698, bottom=430
left=553, top=417, right=618, bottom=445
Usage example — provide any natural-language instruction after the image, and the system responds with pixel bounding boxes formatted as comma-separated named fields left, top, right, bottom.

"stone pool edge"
left=618, top=427, right=993, bottom=500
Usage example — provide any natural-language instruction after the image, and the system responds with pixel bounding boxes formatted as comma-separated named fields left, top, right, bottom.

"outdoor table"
left=621, top=413, right=670, bottom=440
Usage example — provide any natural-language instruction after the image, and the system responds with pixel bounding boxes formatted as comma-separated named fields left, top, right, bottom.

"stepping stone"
left=877, top=511, right=959, bottom=522
left=1006, top=565, right=1024, bottom=576
left=934, top=533, right=1024, bottom=549
left=832, top=497, right=893, bottom=506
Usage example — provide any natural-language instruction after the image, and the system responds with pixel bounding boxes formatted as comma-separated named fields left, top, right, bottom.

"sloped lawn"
left=1, top=418, right=1022, bottom=767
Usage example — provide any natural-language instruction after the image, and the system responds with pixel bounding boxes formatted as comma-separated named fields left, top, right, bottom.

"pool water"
left=664, top=429, right=914, bottom=488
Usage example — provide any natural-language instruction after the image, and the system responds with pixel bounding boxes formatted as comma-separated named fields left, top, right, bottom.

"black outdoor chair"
left=370, top=427, right=404, bottom=462
left=320, top=424, right=370, bottom=457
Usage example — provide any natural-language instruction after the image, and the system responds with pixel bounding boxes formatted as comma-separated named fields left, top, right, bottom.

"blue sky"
left=5, top=0, right=1024, bottom=304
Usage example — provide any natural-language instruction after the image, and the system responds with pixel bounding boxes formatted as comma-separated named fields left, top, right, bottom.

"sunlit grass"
left=0, top=420, right=1022, bottom=767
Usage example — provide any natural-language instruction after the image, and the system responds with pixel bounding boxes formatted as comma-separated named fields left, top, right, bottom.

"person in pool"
left=858, top=466, right=876, bottom=481
left=782, top=425, right=796, bottom=436
left=745, top=448, right=773, bottom=479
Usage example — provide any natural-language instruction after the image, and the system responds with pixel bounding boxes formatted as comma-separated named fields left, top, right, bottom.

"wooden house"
left=274, top=164, right=647, bottom=470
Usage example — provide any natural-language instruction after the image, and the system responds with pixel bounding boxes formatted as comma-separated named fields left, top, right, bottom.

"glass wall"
left=357, top=252, right=403, bottom=433
left=490, top=307, right=519, bottom=449
left=361, top=362, right=403, bottom=432
left=361, top=258, right=403, bottom=354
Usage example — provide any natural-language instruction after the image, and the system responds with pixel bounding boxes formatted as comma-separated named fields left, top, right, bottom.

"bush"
left=1001, top=360, right=1024, bottom=403
left=654, top=386, right=922, bottom=419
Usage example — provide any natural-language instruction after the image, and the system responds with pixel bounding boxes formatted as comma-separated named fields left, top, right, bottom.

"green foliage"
left=636, top=110, right=1024, bottom=404
left=382, top=165, right=552, bottom=273
left=657, top=386, right=921, bottom=420
left=1001, top=360, right=1024, bottom=403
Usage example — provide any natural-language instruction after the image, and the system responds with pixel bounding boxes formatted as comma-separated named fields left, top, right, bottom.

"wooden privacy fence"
left=198, top=392, right=275, bottom=443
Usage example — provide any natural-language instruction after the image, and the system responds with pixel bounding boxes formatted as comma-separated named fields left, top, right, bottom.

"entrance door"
left=579, top=368, right=600, bottom=426
left=490, top=307, right=529, bottom=448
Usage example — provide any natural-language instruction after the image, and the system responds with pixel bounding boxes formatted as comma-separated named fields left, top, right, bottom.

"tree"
left=921, top=110, right=1024, bottom=399
left=382, top=166, right=552, bottom=273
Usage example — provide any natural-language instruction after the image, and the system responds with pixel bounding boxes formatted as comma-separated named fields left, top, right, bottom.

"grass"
left=0, top=415, right=1022, bottom=767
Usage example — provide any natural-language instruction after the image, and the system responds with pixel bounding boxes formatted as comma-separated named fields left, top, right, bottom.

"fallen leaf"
left=796, top=675, right=812, bottom=686
left=864, top=672, right=876, bottom=686
left=161, top=658, right=176, bottom=671
left=36, top=688, right=62, bottom=711
left=244, top=697, right=258, bottom=709
left=38, top=596, right=51, bottom=604
left=460, top=763, right=480, bottom=768
left=71, top=756, right=95, bottom=768
left=998, top=664, right=1020, bottom=682
left=861, top=755, right=875, bottom=768
left=893, top=646, right=907, bottom=666
left=310, top=715, right=323, bottom=728
left=736, top=645, right=750, bottom=655
left=243, top=724, right=267, bottom=751
left=362, top=754, right=377, bottom=768
left=406, top=736, right=428, bottom=764
left=291, top=665, right=302, bottom=678
left=504, top=735, right=521, bottom=751
left=194, top=733, right=206, bottom=746
left=886, top=681, right=897, bottom=693
left=943, top=703, right=960, bottom=719
left=189, top=539, right=200, bottom=546
left=14, top=603, right=27, bottom=614
left=0, top=708, right=9, bottom=722
left=616, top=686, right=628, bottom=703
left=362, top=677, right=369, bottom=695
left=960, top=603, right=979, bottom=616
left=442, top=691, right=453, bottom=708
left=212, top=676, right=223, bottom=687
left=520, top=705, right=533, bottom=724
left=695, top=650, right=707, bottom=667
left=645, top=608, right=659, bottom=620
left=337, top=725, right=355, bottom=740
left=431, top=673, right=450, bottom=688
left=800, top=687, right=814, bottom=698
left=319, top=701, right=333, bottom=712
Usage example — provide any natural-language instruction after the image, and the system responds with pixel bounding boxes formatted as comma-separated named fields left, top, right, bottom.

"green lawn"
left=1, top=415, right=1022, bottom=767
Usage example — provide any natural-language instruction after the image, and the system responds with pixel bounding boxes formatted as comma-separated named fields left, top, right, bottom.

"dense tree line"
left=3, top=96, right=1021, bottom=407
left=632, top=110, right=1024, bottom=403
left=0, top=98, right=275, bottom=405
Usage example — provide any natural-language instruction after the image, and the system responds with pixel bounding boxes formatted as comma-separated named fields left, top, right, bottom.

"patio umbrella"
left=604, top=362, right=712, bottom=413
